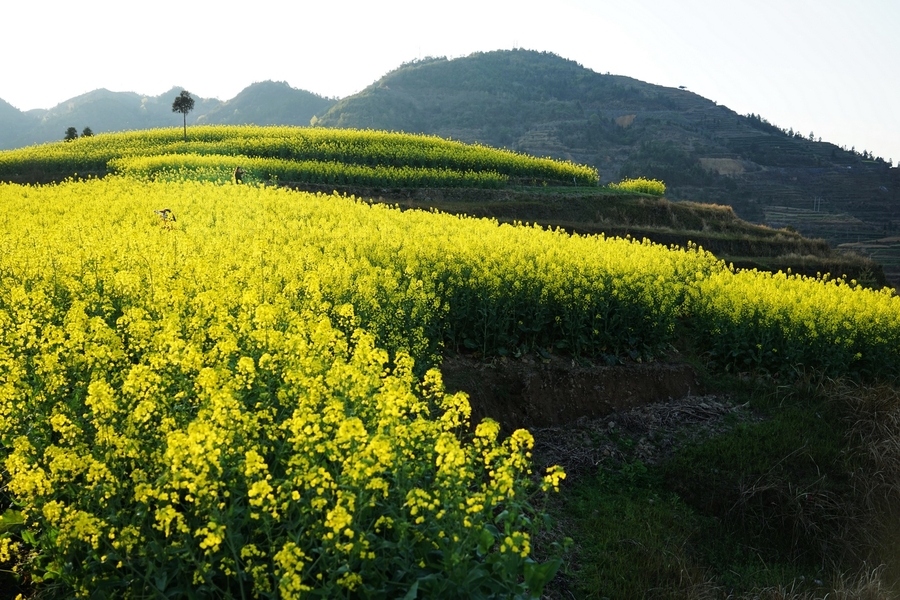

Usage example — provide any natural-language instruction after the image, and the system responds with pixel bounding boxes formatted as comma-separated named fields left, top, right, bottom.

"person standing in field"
left=234, top=166, right=245, bottom=183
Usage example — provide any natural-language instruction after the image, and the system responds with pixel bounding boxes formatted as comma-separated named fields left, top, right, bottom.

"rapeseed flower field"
left=1, top=127, right=899, bottom=598
left=0, top=126, right=599, bottom=187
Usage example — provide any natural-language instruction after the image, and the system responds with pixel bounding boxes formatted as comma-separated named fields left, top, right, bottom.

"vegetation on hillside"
left=607, top=176, right=666, bottom=196
left=3, top=49, right=896, bottom=264
left=323, top=184, right=886, bottom=288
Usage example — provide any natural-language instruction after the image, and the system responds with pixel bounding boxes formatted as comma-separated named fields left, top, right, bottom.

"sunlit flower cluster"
left=691, top=266, right=900, bottom=376
left=108, top=152, right=510, bottom=188
left=607, top=176, right=667, bottom=196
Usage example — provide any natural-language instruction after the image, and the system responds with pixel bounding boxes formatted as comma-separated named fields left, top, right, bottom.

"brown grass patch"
left=615, top=113, right=636, bottom=128
left=727, top=564, right=895, bottom=599
left=699, top=157, right=746, bottom=176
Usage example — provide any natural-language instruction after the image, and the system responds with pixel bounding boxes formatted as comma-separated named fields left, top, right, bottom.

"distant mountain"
left=314, top=50, right=900, bottom=273
left=0, top=97, right=35, bottom=148
left=42, top=89, right=161, bottom=133
left=0, top=88, right=220, bottom=148
left=316, top=49, right=701, bottom=163
left=0, top=82, right=335, bottom=149
left=197, top=81, right=334, bottom=126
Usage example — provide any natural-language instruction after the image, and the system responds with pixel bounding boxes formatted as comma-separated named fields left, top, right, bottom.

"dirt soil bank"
left=440, top=354, right=700, bottom=431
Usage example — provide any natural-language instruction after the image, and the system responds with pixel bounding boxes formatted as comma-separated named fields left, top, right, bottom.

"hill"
left=0, top=88, right=224, bottom=147
left=0, top=98, right=34, bottom=149
left=3, top=52, right=896, bottom=272
left=313, top=50, right=900, bottom=283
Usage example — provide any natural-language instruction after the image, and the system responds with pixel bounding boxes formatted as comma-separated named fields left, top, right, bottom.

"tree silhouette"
left=64, top=127, right=78, bottom=142
left=82, top=127, right=94, bottom=138
left=172, top=90, right=195, bottom=141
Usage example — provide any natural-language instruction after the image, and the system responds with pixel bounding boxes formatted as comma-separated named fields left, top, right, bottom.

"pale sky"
left=4, top=0, right=899, bottom=163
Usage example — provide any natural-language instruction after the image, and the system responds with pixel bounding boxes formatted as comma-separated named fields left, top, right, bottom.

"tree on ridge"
left=172, top=90, right=195, bottom=141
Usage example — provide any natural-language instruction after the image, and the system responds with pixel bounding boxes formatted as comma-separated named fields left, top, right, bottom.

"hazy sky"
left=4, top=0, right=898, bottom=163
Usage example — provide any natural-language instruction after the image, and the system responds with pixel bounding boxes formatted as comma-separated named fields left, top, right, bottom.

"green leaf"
left=20, top=529, right=37, bottom=545
left=523, top=558, right=562, bottom=595
left=155, top=571, right=168, bottom=592
left=0, top=510, right=25, bottom=534
left=478, top=527, right=496, bottom=555
left=401, top=580, right=419, bottom=600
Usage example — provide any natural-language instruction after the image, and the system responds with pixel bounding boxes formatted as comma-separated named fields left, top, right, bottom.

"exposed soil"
left=530, top=394, right=759, bottom=481
left=440, top=352, right=760, bottom=482
left=440, top=353, right=701, bottom=432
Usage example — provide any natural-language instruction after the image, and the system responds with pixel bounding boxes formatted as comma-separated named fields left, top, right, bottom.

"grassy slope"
left=525, top=364, right=900, bottom=599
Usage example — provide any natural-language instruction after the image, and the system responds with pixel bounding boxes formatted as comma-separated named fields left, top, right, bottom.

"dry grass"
left=727, top=468, right=858, bottom=566
left=699, top=158, right=746, bottom=176
left=842, top=382, right=900, bottom=587
left=727, top=565, right=895, bottom=599
left=844, top=383, right=900, bottom=511
left=771, top=376, right=900, bottom=594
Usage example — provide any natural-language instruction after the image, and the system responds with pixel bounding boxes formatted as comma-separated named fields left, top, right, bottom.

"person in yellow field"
left=154, top=208, right=175, bottom=223
left=233, top=166, right=245, bottom=183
